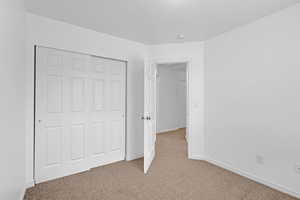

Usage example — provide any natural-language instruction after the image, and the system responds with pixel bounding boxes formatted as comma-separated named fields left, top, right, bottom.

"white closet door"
left=35, top=47, right=126, bottom=183
left=35, top=47, right=90, bottom=183
left=89, top=56, right=126, bottom=168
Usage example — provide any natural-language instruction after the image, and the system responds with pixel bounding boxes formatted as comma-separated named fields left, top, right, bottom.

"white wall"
left=205, top=3, right=300, bottom=197
left=25, top=13, right=146, bottom=186
left=24, top=4, right=300, bottom=198
left=0, top=0, right=25, bottom=199
left=148, top=42, right=205, bottom=159
left=176, top=70, right=187, bottom=128
left=156, top=66, right=186, bottom=133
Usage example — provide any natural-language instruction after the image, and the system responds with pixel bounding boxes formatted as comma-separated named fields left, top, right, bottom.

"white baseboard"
left=20, top=187, right=26, bottom=200
left=189, top=155, right=205, bottom=160
left=20, top=180, right=34, bottom=200
left=20, top=180, right=35, bottom=200
left=205, top=157, right=300, bottom=199
left=25, top=180, right=35, bottom=188
left=126, top=152, right=143, bottom=161
left=20, top=154, right=299, bottom=199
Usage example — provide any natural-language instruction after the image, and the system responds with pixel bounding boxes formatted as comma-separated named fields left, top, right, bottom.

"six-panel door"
left=144, top=62, right=157, bottom=174
left=35, top=47, right=126, bottom=183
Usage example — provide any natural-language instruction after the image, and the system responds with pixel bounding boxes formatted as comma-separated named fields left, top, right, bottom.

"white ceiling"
left=25, top=0, right=299, bottom=44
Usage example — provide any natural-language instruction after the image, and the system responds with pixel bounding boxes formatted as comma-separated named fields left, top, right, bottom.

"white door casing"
left=143, top=62, right=157, bottom=174
left=35, top=47, right=126, bottom=183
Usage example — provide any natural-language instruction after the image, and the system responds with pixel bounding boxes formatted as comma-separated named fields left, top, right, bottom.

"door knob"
left=141, top=116, right=151, bottom=120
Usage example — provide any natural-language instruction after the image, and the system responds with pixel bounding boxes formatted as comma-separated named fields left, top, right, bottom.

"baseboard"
left=126, top=152, right=143, bottom=161
left=188, top=155, right=205, bottom=160
left=157, top=127, right=185, bottom=134
left=19, top=180, right=34, bottom=200
left=205, top=157, right=300, bottom=199
left=25, top=180, right=35, bottom=188
left=20, top=187, right=26, bottom=200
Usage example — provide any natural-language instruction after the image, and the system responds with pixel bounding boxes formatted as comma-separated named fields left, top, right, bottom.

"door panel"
left=111, top=80, right=122, bottom=111
left=71, top=78, right=85, bottom=112
left=111, top=120, right=122, bottom=151
left=144, top=62, right=157, bottom=174
left=45, top=126, right=62, bottom=166
left=93, top=79, right=105, bottom=111
left=91, top=121, right=106, bottom=155
left=46, top=76, right=63, bottom=113
left=70, top=124, right=85, bottom=161
left=36, top=47, right=126, bottom=183
left=46, top=53, right=63, bottom=75
left=88, top=56, right=126, bottom=168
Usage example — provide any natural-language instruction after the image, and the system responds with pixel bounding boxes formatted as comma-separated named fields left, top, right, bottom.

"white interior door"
left=35, top=47, right=126, bottom=183
left=143, top=62, right=157, bottom=174
left=89, top=56, right=126, bottom=168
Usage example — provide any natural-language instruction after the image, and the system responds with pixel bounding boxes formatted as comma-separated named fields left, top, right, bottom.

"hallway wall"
left=156, top=66, right=186, bottom=133
left=177, top=70, right=187, bottom=128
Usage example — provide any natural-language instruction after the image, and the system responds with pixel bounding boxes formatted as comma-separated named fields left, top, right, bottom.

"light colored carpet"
left=25, top=129, right=298, bottom=200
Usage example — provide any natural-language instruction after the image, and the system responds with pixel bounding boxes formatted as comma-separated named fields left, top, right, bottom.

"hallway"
left=25, top=129, right=297, bottom=200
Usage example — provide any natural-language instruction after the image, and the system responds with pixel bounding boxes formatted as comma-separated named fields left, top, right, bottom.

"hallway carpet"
left=25, top=129, right=298, bottom=200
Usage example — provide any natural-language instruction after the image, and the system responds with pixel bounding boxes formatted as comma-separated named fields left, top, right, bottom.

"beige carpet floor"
left=25, top=129, right=298, bottom=200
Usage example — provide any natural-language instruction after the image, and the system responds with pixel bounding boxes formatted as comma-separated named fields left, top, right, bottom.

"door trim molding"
left=150, top=58, right=192, bottom=158
left=35, top=45, right=128, bottom=63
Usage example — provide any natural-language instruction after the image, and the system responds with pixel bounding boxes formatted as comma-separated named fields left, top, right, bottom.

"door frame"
left=150, top=58, right=191, bottom=158
left=33, top=45, right=128, bottom=184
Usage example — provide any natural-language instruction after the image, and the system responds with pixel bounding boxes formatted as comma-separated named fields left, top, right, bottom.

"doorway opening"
left=143, top=59, right=190, bottom=173
left=156, top=62, right=189, bottom=157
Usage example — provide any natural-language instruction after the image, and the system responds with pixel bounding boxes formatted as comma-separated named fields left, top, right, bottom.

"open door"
left=143, top=62, right=157, bottom=174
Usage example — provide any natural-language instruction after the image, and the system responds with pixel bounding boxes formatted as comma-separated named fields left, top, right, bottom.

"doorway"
left=143, top=60, right=190, bottom=173
left=156, top=62, right=188, bottom=154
